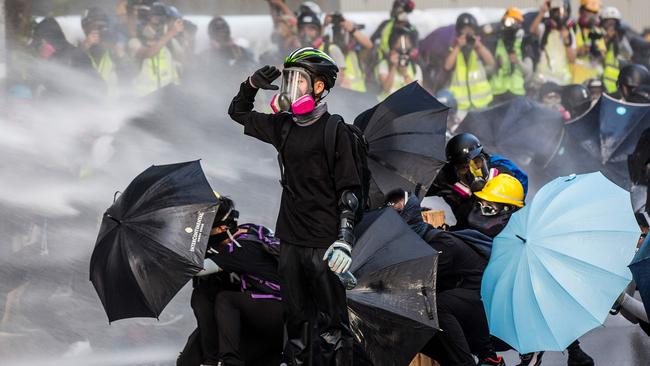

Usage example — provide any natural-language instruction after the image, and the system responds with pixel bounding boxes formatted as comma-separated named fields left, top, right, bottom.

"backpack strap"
left=324, top=114, right=343, bottom=181
left=277, top=121, right=294, bottom=196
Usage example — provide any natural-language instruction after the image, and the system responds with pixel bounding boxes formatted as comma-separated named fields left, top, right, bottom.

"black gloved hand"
left=249, top=65, right=281, bottom=90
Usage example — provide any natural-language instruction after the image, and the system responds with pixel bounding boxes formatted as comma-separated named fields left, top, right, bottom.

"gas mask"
left=467, top=202, right=513, bottom=237
left=270, top=67, right=316, bottom=115
left=207, top=209, right=240, bottom=248
left=456, top=156, right=490, bottom=192
left=395, top=35, right=413, bottom=67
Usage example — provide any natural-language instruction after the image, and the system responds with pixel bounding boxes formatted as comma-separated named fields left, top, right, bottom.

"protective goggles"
left=478, top=200, right=500, bottom=216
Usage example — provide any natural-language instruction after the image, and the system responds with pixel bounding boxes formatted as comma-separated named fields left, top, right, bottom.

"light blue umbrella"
left=481, top=172, right=640, bottom=353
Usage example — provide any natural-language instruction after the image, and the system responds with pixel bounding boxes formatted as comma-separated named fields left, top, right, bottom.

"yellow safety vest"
left=603, top=43, right=619, bottom=94
left=341, top=51, right=367, bottom=93
left=572, top=25, right=605, bottom=83
left=449, top=50, right=493, bottom=111
left=490, top=39, right=525, bottom=96
left=378, top=20, right=395, bottom=57
left=536, top=29, right=572, bottom=85
left=90, top=51, right=118, bottom=98
left=134, top=46, right=179, bottom=97
left=375, top=60, right=418, bottom=101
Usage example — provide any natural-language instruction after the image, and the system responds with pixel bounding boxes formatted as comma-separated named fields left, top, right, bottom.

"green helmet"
left=284, top=47, right=339, bottom=90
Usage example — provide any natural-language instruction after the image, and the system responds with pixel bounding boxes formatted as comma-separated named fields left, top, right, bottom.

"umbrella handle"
left=421, top=287, right=435, bottom=320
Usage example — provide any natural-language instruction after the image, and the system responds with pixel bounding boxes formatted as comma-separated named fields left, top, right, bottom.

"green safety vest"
left=134, top=46, right=179, bottom=97
left=603, top=43, right=619, bottom=94
left=90, top=51, right=118, bottom=97
left=375, top=59, right=418, bottom=101
left=449, top=50, right=493, bottom=110
left=378, top=20, right=395, bottom=57
left=490, top=38, right=525, bottom=96
left=537, top=29, right=572, bottom=85
left=573, top=24, right=605, bottom=83
left=341, top=51, right=367, bottom=93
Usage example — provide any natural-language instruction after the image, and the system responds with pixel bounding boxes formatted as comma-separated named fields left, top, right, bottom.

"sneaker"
left=567, top=346, right=594, bottom=366
left=478, top=355, right=506, bottom=366
left=517, top=352, right=544, bottom=366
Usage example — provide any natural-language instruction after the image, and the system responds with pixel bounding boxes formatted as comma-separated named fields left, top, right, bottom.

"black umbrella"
left=628, top=128, right=650, bottom=186
left=459, top=96, right=565, bottom=171
left=349, top=208, right=439, bottom=366
left=90, top=160, right=219, bottom=322
left=354, top=82, right=448, bottom=208
left=565, top=94, right=650, bottom=187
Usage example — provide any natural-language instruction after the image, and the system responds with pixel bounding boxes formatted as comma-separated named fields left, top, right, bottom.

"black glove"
left=249, top=65, right=281, bottom=90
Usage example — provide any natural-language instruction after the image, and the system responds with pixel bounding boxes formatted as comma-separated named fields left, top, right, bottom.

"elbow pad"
left=338, top=190, right=360, bottom=245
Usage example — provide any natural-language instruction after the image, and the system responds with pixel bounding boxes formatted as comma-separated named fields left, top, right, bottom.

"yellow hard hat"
left=503, top=7, right=524, bottom=23
left=580, top=0, right=601, bottom=13
left=474, top=174, right=524, bottom=208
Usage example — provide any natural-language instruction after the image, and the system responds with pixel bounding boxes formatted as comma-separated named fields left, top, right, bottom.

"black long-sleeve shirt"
left=228, top=81, right=362, bottom=248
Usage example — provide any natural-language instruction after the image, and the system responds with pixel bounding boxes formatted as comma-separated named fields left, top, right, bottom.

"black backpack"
left=277, top=114, right=371, bottom=218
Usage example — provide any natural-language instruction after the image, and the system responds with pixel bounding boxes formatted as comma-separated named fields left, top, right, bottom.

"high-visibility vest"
left=378, top=20, right=395, bottom=57
left=341, top=51, right=367, bottom=93
left=375, top=60, right=418, bottom=101
left=89, top=50, right=118, bottom=97
left=134, top=46, right=179, bottom=97
left=536, top=29, right=572, bottom=85
left=490, top=38, right=525, bottom=96
left=449, top=50, right=493, bottom=110
left=572, top=24, right=605, bottom=83
left=603, top=43, right=620, bottom=94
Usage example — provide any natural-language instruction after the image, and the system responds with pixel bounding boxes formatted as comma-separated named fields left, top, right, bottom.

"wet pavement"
left=500, top=315, right=650, bottom=366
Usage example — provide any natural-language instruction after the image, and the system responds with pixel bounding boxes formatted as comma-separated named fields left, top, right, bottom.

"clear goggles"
left=280, top=67, right=313, bottom=104
left=478, top=200, right=500, bottom=217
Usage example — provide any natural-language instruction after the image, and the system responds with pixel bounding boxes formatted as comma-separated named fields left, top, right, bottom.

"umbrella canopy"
left=481, top=172, right=640, bottom=353
left=349, top=208, right=439, bottom=366
left=458, top=97, right=565, bottom=171
left=90, top=160, right=219, bottom=322
left=354, top=82, right=448, bottom=208
left=565, top=94, right=650, bottom=187
left=629, top=235, right=650, bottom=323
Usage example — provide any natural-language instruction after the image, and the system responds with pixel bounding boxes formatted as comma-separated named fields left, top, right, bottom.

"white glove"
left=323, top=241, right=352, bottom=274
left=196, top=258, right=221, bottom=277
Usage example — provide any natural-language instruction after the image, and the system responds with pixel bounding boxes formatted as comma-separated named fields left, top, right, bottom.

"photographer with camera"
left=375, top=23, right=422, bottom=100
left=530, top=0, right=576, bottom=86
left=80, top=7, right=127, bottom=97
left=600, top=6, right=633, bottom=94
left=371, top=0, right=415, bottom=60
left=445, top=13, right=495, bottom=113
left=572, top=0, right=606, bottom=84
left=128, top=1, right=183, bottom=97
left=489, top=7, right=534, bottom=104
left=326, top=12, right=372, bottom=93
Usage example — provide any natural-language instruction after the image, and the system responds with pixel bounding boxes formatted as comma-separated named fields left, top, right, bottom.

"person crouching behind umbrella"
left=468, top=174, right=595, bottom=366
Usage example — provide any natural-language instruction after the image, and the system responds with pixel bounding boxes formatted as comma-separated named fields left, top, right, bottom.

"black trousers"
left=421, top=288, right=495, bottom=366
left=278, top=243, right=353, bottom=366
left=216, top=290, right=284, bottom=366
left=190, top=279, right=222, bottom=365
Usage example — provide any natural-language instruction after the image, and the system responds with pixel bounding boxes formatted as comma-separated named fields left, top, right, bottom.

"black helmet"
left=561, top=84, right=592, bottom=118
left=213, top=195, right=238, bottom=230
left=392, top=0, right=415, bottom=14
left=627, top=84, right=650, bottom=104
left=284, top=47, right=339, bottom=90
left=208, top=16, right=230, bottom=40
left=297, top=9, right=321, bottom=31
left=81, top=7, right=109, bottom=31
left=456, top=13, right=478, bottom=33
left=617, top=64, right=650, bottom=89
left=446, top=133, right=483, bottom=164
left=388, top=23, right=419, bottom=49
left=148, top=2, right=168, bottom=18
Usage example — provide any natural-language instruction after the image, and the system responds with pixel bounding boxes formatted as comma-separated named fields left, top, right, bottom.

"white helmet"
left=600, top=6, right=621, bottom=21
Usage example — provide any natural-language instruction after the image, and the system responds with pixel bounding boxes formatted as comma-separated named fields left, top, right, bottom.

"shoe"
left=478, top=355, right=506, bottom=366
left=517, top=352, right=544, bottom=366
left=567, top=346, right=594, bottom=366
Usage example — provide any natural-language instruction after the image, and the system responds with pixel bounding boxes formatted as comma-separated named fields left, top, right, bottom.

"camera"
left=466, top=34, right=476, bottom=46
left=398, top=52, right=410, bottom=67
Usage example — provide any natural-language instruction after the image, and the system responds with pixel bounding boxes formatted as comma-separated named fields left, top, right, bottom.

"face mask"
left=396, top=11, right=409, bottom=22
left=467, top=205, right=512, bottom=237
left=270, top=67, right=316, bottom=115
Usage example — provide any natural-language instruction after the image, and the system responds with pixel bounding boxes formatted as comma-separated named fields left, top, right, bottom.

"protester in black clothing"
left=420, top=229, right=504, bottom=366
left=426, top=133, right=528, bottom=230
left=228, top=47, right=362, bottom=365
